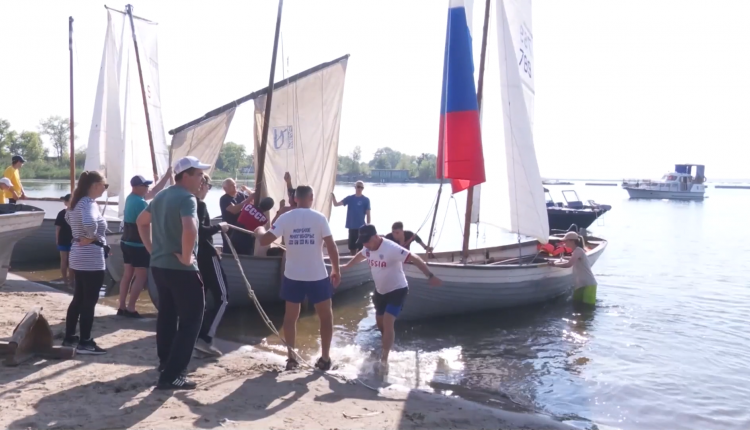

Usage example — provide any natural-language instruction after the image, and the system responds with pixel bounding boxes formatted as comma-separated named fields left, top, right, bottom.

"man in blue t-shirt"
left=332, top=180, right=371, bottom=255
left=118, top=170, right=171, bottom=318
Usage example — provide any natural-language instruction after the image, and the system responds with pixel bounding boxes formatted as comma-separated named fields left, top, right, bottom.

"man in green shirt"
left=137, top=156, right=210, bottom=390
left=117, top=170, right=171, bottom=318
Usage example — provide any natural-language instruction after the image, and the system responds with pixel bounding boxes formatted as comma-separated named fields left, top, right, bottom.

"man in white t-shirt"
left=342, top=224, right=441, bottom=371
left=257, top=185, right=341, bottom=371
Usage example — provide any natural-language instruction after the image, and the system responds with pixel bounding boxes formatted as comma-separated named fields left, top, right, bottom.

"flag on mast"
left=436, top=0, right=486, bottom=194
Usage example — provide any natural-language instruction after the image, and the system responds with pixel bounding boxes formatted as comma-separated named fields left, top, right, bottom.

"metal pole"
left=126, top=4, right=158, bottom=181
left=426, top=179, right=443, bottom=249
left=69, top=16, right=75, bottom=193
left=461, top=0, right=491, bottom=264
left=254, top=0, right=284, bottom=207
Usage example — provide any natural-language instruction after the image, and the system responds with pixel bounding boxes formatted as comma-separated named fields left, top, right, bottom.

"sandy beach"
left=0, top=274, right=574, bottom=430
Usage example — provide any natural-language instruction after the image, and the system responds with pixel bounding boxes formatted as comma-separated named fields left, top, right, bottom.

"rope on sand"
left=220, top=230, right=379, bottom=392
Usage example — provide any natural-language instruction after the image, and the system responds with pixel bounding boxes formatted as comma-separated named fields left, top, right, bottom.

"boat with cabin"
left=399, top=0, right=607, bottom=320
left=0, top=204, right=44, bottom=285
left=623, top=164, right=706, bottom=200
left=546, top=189, right=611, bottom=232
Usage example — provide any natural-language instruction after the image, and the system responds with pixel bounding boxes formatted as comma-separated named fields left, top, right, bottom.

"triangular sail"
left=253, top=57, right=349, bottom=222
left=490, top=0, right=548, bottom=243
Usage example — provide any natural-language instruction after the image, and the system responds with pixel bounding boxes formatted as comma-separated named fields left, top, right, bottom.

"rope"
left=220, top=229, right=379, bottom=392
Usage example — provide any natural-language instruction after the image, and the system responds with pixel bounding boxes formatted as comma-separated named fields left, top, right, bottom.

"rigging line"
left=433, top=194, right=454, bottom=249
left=414, top=189, right=440, bottom=234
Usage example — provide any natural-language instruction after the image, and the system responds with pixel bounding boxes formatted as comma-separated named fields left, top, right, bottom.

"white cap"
left=173, top=156, right=211, bottom=174
left=0, top=177, right=12, bottom=187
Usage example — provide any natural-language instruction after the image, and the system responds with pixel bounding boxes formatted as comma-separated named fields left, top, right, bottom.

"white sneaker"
left=194, top=338, right=222, bottom=356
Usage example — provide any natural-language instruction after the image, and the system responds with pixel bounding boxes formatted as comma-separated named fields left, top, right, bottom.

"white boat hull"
left=106, top=233, right=371, bottom=308
left=399, top=238, right=608, bottom=321
left=624, top=187, right=704, bottom=201
left=1, top=210, right=45, bottom=286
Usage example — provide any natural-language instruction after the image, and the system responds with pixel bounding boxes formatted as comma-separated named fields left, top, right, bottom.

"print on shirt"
left=289, top=227, right=315, bottom=246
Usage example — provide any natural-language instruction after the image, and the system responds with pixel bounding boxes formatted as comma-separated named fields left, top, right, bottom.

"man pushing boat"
left=342, top=224, right=441, bottom=373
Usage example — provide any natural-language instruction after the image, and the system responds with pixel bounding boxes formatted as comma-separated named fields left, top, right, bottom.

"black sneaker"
left=156, top=376, right=197, bottom=390
left=117, top=309, right=126, bottom=316
left=314, top=357, right=332, bottom=371
left=61, top=335, right=79, bottom=347
left=124, top=310, right=143, bottom=319
left=285, top=358, right=299, bottom=371
left=76, top=339, right=107, bottom=355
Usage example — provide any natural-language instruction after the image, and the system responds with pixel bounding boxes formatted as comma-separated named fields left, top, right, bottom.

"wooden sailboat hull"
left=106, top=233, right=370, bottom=308
left=1, top=209, right=45, bottom=285
left=399, top=237, right=608, bottom=321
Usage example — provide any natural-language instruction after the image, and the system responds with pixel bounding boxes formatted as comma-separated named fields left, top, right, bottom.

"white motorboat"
left=623, top=164, right=706, bottom=200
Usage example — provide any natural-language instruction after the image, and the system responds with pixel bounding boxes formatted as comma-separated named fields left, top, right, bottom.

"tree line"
left=338, top=146, right=438, bottom=180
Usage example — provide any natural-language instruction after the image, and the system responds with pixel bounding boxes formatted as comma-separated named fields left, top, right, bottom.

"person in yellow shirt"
left=0, top=177, right=20, bottom=204
left=3, top=155, right=26, bottom=203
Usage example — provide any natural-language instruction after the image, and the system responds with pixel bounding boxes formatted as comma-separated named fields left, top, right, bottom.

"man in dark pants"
left=137, top=156, right=210, bottom=390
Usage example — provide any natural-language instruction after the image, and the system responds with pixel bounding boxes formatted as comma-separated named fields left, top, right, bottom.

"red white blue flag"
left=436, top=0, right=486, bottom=194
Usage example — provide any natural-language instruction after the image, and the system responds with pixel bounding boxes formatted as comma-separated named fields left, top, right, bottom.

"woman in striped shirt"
left=63, top=171, right=109, bottom=355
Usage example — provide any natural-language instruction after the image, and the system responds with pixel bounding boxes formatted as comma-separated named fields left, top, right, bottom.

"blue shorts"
left=58, top=245, right=72, bottom=252
left=280, top=277, right=333, bottom=305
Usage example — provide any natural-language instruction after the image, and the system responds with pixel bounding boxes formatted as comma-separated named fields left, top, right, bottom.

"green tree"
left=417, top=154, right=437, bottom=180
left=347, top=146, right=362, bottom=175
left=218, top=141, right=247, bottom=173
left=8, top=131, right=47, bottom=161
left=39, top=116, right=72, bottom=163
left=0, top=119, right=10, bottom=156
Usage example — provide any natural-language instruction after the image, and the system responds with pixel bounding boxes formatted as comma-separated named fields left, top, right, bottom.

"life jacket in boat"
left=537, top=243, right=572, bottom=256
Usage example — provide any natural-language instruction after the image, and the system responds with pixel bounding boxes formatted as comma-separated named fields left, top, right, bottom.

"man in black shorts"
left=342, top=224, right=441, bottom=373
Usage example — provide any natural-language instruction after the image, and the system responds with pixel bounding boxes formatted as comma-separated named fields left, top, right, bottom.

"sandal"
left=314, top=357, right=332, bottom=371
left=285, top=358, right=299, bottom=371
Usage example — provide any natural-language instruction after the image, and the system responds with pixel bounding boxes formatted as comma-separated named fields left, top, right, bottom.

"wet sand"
left=0, top=273, right=574, bottom=430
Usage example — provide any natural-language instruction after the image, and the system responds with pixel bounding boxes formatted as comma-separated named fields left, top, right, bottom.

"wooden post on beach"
left=0, top=307, right=76, bottom=366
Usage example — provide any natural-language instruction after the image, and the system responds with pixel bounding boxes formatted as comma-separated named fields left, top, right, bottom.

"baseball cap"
left=12, top=155, right=26, bottom=164
left=0, top=177, right=12, bottom=187
left=357, top=224, right=378, bottom=245
left=173, top=156, right=211, bottom=175
left=60, top=193, right=72, bottom=202
left=130, top=175, right=153, bottom=187
left=561, top=231, right=580, bottom=241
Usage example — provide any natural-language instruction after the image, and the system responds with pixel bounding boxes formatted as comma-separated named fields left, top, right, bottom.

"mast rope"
left=220, top=229, right=378, bottom=392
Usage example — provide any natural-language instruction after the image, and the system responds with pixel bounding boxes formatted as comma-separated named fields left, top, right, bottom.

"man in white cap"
left=118, top=170, right=172, bottom=318
left=137, top=156, right=210, bottom=390
left=0, top=177, right=19, bottom=204
left=548, top=231, right=597, bottom=306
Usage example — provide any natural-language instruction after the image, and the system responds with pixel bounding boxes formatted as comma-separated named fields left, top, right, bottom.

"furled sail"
left=490, top=0, right=548, bottom=243
left=253, top=56, right=349, bottom=222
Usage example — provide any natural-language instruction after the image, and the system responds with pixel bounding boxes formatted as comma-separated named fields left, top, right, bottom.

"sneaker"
left=124, top=310, right=143, bottom=319
left=157, top=363, right=188, bottom=377
left=76, top=339, right=107, bottom=355
left=156, top=376, right=197, bottom=390
left=116, top=309, right=126, bottom=316
left=61, top=335, right=79, bottom=347
left=314, top=357, right=332, bottom=371
left=285, top=358, right=299, bottom=371
left=194, top=338, right=222, bottom=356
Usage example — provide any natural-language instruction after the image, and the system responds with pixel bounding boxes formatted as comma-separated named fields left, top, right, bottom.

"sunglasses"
left=103, top=183, right=109, bottom=190
left=356, top=186, right=364, bottom=189
left=203, top=182, right=213, bottom=190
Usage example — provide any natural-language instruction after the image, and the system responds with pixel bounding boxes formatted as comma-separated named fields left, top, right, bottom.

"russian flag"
left=436, top=0, right=486, bottom=194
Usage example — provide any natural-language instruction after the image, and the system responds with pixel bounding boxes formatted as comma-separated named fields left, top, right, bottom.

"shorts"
left=348, top=229, right=363, bottom=251
left=121, top=242, right=150, bottom=268
left=57, top=245, right=71, bottom=252
left=373, top=287, right=408, bottom=317
left=280, top=276, right=333, bottom=305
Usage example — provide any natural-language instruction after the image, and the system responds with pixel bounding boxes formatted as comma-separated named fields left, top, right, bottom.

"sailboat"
left=399, top=0, right=607, bottom=321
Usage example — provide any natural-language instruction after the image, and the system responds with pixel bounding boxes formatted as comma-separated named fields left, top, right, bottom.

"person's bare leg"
left=283, top=301, right=301, bottom=359
left=118, top=264, right=134, bottom=310
left=381, top=312, right=397, bottom=363
left=376, top=314, right=384, bottom=333
left=314, top=299, right=333, bottom=360
left=59, top=251, right=69, bottom=284
left=126, top=267, right=148, bottom=312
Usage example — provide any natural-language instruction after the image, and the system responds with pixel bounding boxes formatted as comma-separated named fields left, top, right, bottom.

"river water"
left=15, top=180, right=750, bottom=430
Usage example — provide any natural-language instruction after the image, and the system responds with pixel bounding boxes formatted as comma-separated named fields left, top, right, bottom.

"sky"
left=1, top=0, right=748, bottom=180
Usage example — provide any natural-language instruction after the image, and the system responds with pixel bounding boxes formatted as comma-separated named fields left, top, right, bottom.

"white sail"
left=489, top=0, right=548, bottom=243
left=85, top=10, right=169, bottom=219
left=254, top=57, right=349, bottom=222
left=170, top=108, right=236, bottom=177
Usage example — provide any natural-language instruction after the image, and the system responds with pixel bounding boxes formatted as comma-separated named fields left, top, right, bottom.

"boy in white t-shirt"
left=258, top=185, right=341, bottom=371
left=342, top=224, right=441, bottom=371
left=548, top=231, right=598, bottom=306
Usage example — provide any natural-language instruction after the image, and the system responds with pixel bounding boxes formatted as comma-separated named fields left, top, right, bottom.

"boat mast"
left=461, top=0, right=491, bottom=263
left=426, top=179, right=444, bottom=250
left=254, top=0, right=284, bottom=207
left=125, top=4, right=158, bottom=181
left=68, top=16, right=75, bottom=193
